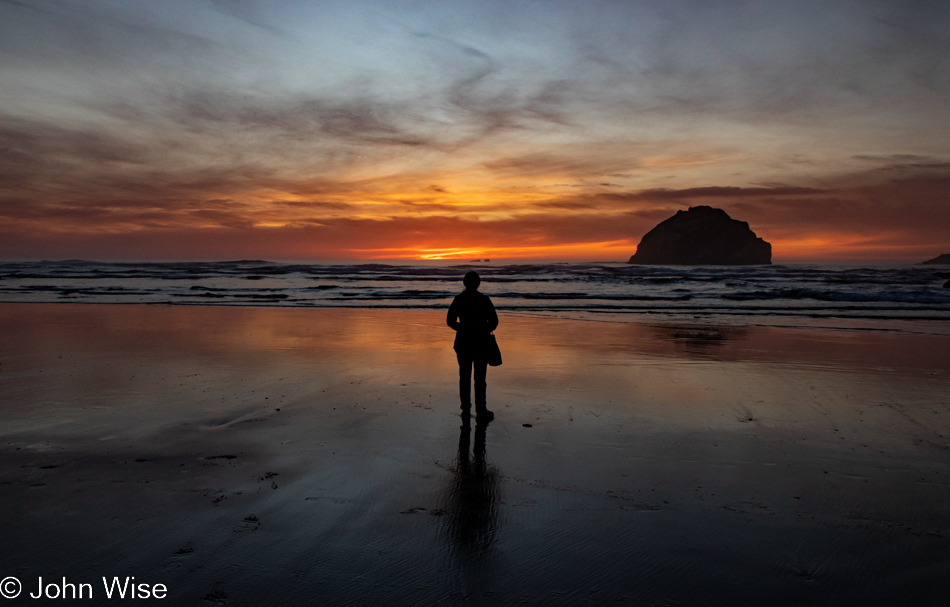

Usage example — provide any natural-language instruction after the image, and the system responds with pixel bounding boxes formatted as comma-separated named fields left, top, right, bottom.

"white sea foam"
left=1, top=260, right=948, bottom=332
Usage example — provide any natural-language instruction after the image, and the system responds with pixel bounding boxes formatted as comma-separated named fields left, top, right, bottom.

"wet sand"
left=1, top=303, right=949, bottom=606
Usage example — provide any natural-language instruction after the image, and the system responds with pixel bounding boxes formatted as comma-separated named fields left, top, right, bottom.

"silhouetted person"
left=447, top=271, right=498, bottom=420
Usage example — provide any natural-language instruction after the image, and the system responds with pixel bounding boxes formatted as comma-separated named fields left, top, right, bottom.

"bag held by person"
left=486, top=333, right=502, bottom=367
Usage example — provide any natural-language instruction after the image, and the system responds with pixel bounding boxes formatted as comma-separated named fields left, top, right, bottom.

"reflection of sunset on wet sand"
left=2, top=303, right=948, bottom=604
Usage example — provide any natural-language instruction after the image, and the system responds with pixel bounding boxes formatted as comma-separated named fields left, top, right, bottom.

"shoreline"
left=2, top=303, right=948, bottom=605
left=2, top=298, right=950, bottom=337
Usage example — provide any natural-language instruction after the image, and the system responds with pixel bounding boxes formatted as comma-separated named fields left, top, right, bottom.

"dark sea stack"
left=921, top=253, right=950, bottom=265
left=628, top=206, right=772, bottom=265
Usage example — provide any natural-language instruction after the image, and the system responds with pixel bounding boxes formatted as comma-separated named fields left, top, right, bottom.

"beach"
left=1, top=302, right=949, bottom=605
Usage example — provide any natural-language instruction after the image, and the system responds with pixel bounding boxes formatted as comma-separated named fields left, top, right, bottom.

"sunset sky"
left=1, top=0, right=948, bottom=262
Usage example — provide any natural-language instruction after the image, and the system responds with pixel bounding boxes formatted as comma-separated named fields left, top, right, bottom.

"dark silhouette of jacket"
left=447, top=289, right=498, bottom=356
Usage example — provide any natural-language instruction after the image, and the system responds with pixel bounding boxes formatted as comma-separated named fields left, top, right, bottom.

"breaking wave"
left=1, top=260, right=948, bottom=330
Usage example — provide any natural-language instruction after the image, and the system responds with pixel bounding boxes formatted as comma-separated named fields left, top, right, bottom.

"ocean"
left=1, top=260, right=948, bottom=333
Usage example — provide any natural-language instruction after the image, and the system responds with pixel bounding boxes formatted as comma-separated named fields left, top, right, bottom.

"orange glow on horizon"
left=3, top=161, right=944, bottom=263
left=767, top=231, right=942, bottom=262
left=347, top=240, right=641, bottom=261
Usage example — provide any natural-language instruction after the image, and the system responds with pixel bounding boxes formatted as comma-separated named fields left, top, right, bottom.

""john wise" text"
left=27, top=576, right=167, bottom=599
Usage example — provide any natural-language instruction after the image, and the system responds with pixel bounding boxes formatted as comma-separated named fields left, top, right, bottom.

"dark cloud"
left=186, top=208, right=255, bottom=229
left=531, top=200, right=600, bottom=211
left=623, top=186, right=828, bottom=200
left=164, top=90, right=426, bottom=147
left=724, top=174, right=950, bottom=251
left=872, top=161, right=950, bottom=173
left=0, top=116, right=140, bottom=161
left=852, top=154, right=937, bottom=163
left=276, top=200, right=353, bottom=211
left=850, top=154, right=950, bottom=175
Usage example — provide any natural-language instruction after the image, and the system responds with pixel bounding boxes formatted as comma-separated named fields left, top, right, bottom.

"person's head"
left=463, top=271, right=480, bottom=291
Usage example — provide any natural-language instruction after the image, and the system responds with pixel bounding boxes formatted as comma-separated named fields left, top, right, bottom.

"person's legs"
left=457, top=351, right=473, bottom=411
left=473, top=357, right=492, bottom=419
left=473, top=358, right=488, bottom=408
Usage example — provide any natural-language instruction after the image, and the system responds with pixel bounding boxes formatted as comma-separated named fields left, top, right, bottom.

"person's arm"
left=447, top=297, right=461, bottom=331
left=485, top=296, right=498, bottom=333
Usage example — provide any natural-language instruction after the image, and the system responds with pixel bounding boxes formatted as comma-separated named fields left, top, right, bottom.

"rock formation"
left=921, top=253, right=950, bottom=265
left=628, top=206, right=771, bottom=265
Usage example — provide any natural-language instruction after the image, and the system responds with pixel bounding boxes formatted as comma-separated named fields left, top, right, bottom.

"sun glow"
left=348, top=240, right=640, bottom=261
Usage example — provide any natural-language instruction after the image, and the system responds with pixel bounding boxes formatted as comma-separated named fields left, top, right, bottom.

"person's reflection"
left=441, top=417, right=499, bottom=563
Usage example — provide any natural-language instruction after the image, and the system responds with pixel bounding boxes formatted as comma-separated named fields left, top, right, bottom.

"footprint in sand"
left=163, top=545, right=195, bottom=572
left=233, top=515, right=260, bottom=532
left=202, top=588, right=228, bottom=606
